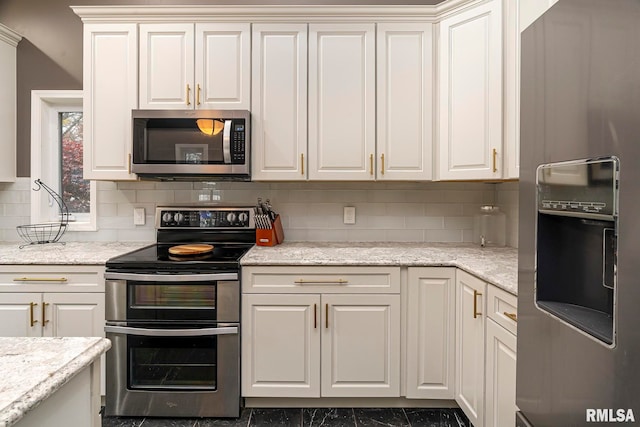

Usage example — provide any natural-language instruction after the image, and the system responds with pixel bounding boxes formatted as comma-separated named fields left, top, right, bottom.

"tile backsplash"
left=0, top=178, right=520, bottom=247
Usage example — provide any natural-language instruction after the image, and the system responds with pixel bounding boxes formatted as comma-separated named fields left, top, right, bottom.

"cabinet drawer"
left=0, top=266, right=105, bottom=293
left=487, top=284, right=517, bottom=335
left=242, top=266, right=400, bottom=294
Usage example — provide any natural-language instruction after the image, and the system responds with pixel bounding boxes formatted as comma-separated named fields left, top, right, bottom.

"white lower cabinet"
left=0, top=265, right=107, bottom=394
left=242, top=266, right=400, bottom=398
left=0, top=292, right=104, bottom=338
left=485, top=318, right=517, bottom=427
left=405, top=267, right=455, bottom=399
left=485, top=284, right=518, bottom=427
left=455, top=269, right=487, bottom=427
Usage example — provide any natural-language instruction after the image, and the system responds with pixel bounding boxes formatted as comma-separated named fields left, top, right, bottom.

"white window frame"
left=31, top=90, right=97, bottom=231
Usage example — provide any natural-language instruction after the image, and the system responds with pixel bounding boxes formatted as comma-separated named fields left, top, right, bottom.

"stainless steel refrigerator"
left=517, top=0, right=640, bottom=425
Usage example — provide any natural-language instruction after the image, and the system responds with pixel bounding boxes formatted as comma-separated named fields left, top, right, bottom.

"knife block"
left=256, top=215, right=284, bottom=246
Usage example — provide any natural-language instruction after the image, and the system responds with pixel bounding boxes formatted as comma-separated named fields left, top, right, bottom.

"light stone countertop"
left=241, top=242, right=518, bottom=295
left=0, top=242, right=152, bottom=265
left=0, top=337, right=111, bottom=427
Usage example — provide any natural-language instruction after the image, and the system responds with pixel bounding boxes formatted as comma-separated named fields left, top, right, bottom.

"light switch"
left=134, top=207, right=146, bottom=225
left=343, top=206, right=356, bottom=224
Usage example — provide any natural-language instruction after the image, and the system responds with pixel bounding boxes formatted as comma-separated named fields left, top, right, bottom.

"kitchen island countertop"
left=0, top=241, right=152, bottom=265
left=0, top=337, right=110, bottom=427
left=242, top=242, right=518, bottom=295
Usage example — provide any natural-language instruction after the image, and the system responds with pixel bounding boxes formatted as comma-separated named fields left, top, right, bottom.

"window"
left=31, top=90, right=96, bottom=231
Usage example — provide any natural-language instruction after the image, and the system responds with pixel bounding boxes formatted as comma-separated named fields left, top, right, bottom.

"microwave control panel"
left=231, top=122, right=246, bottom=164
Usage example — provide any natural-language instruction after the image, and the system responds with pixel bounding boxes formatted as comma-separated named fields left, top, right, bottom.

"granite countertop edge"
left=0, top=337, right=111, bottom=427
left=241, top=243, right=518, bottom=295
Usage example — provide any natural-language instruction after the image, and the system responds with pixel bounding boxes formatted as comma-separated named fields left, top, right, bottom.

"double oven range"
left=104, top=206, right=255, bottom=418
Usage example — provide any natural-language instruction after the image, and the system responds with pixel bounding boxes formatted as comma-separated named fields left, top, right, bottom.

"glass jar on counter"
left=473, top=205, right=506, bottom=247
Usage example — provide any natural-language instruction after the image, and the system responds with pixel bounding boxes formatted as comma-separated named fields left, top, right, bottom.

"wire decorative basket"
left=17, top=179, right=69, bottom=248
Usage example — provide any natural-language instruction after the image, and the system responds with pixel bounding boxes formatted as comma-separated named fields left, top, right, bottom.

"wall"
left=0, top=179, right=523, bottom=246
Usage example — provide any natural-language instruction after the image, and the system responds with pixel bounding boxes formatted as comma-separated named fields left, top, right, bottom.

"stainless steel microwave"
left=132, top=109, right=250, bottom=181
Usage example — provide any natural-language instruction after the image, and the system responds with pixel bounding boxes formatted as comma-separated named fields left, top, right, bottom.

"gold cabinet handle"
left=314, top=303, right=317, bottom=329
left=29, top=302, right=38, bottom=327
left=42, top=302, right=49, bottom=326
left=503, top=312, right=518, bottom=322
left=196, top=83, right=201, bottom=106
left=370, top=154, right=374, bottom=176
left=492, top=148, right=497, bottom=173
left=13, top=277, right=68, bottom=282
left=473, top=290, right=483, bottom=319
left=381, top=153, right=385, bottom=175
left=128, top=153, right=132, bottom=175
left=186, top=84, right=191, bottom=106
left=294, top=279, right=348, bottom=284
left=301, top=153, right=305, bottom=175
left=325, top=304, right=329, bottom=329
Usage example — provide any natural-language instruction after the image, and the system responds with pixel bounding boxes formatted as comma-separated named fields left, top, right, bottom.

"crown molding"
left=71, top=0, right=484, bottom=23
left=0, top=23, right=22, bottom=47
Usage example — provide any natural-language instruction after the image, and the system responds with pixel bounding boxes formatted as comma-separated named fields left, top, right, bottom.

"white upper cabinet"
left=438, top=0, right=503, bottom=180
left=139, top=24, right=194, bottom=109
left=503, top=0, right=520, bottom=179
left=0, top=24, right=20, bottom=183
left=83, top=23, right=138, bottom=181
left=308, top=23, right=376, bottom=181
left=377, top=23, right=433, bottom=181
left=251, top=24, right=308, bottom=181
left=139, top=23, right=250, bottom=110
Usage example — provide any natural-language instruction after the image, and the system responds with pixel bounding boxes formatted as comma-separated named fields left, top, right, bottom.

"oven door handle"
left=104, top=325, right=238, bottom=337
left=104, top=272, right=238, bottom=282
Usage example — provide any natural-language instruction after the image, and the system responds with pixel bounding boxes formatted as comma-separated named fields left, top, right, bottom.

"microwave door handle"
left=105, top=325, right=238, bottom=337
left=223, top=120, right=232, bottom=164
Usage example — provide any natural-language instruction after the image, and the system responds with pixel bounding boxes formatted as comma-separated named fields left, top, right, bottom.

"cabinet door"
left=377, top=23, right=433, bottom=180
left=321, top=294, right=400, bottom=397
left=406, top=268, right=455, bottom=399
left=83, top=23, right=137, bottom=180
left=0, top=26, right=20, bottom=183
left=139, top=23, right=194, bottom=109
left=42, top=293, right=105, bottom=338
left=503, top=0, right=520, bottom=179
left=251, top=24, right=308, bottom=180
left=308, top=23, right=375, bottom=180
left=455, top=270, right=487, bottom=427
left=438, top=0, right=503, bottom=180
left=196, top=23, right=250, bottom=110
left=485, top=318, right=518, bottom=427
left=242, top=294, right=320, bottom=397
left=0, top=293, right=42, bottom=337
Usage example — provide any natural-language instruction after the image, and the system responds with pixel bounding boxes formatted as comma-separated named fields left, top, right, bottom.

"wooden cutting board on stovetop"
left=168, top=244, right=214, bottom=256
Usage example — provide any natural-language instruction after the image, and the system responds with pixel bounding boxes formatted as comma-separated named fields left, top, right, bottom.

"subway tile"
left=3, top=203, right=29, bottom=217
left=367, top=190, right=407, bottom=203
left=443, top=190, right=485, bottom=204
left=155, top=182, right=193, bottom=190
left=366, top=216, right=405, bottom=229
left=353, top=203, right=387, bottom=216
left=444, top=217, right=474, bottom=230
left=385, top=229, right=425, bottom=242
left=98, top=203, right=118, bottom=217
left=99, top=190, right=136, bottom=204
left=405, top=216, right=444, bottom=230
left=425, top=229, right=464, bottom=243
left=97, top=181, right=118, bottom=190
left=116, top=228, right=155, bottom=242
left=283, top=229, right=308, bottom=242
left=136, top=190, right=174, bottom=204
left=306, top=229, right=349, bottom=242
left=386, top=203, right=424, bottom=216
left=346, top=229, right=387, bottom=242
left=425, top=203, right=463, bottom=217
left=117, top=181, right=154, bottom=190
left=289, top=215, right=330, bottom=229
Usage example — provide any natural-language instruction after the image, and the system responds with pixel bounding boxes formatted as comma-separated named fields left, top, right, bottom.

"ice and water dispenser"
left=535, top=157, right=618, bottom=346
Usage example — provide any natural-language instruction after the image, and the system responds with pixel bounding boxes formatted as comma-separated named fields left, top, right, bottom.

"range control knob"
left=162, top=212, right=173, bottom=223
left=174, top=212, right=185, bottom=223
left=238, top=212, right=249, bottom=224
left=226, top=212, right=237, bottom=223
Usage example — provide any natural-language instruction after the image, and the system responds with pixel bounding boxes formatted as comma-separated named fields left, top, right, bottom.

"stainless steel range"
left=103, top=206, right=255, bottom=418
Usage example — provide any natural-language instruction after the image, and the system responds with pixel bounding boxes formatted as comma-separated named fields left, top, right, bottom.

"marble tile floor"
left=102, top=407, right=472, bottom=427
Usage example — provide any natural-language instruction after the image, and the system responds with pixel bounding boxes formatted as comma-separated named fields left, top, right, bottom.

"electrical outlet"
left=134, top=207, right=146, bottom=225
left=343, top=206, right=356, bottom=224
